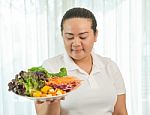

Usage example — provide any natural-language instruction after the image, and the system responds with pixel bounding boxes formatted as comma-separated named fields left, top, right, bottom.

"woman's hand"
left=35, top=97, right=65, bottom=115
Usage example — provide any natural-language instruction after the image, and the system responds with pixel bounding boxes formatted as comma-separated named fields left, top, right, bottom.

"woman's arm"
left=35, top=100, right=60, bottom=115
left=112, top=94, right=128, bottom=115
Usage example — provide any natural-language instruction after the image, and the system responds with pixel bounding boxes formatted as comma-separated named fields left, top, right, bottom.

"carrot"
left=46, top=76, right=81, bottom=85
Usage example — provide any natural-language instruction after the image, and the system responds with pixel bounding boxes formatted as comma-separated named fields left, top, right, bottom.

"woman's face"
left=62, top=18, right=97, bottom=61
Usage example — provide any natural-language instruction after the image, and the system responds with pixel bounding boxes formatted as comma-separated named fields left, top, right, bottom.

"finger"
left=61, top=97, right=65, bottom=100
left=51, top=99, right=58, bottom=103
left=45, top=100, right=52, bottom=104
left=35, top=100, right=44, bottom=104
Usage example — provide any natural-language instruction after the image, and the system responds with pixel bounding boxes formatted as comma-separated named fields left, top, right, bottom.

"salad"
left=8, top=66, right=81, bottom=97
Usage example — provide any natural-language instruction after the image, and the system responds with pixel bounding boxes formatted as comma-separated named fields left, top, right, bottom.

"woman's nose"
left=72, top=37, right=81, bottom=46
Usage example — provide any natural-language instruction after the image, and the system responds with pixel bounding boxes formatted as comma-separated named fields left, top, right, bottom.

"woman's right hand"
left=35, top=98, right=64, bottom=115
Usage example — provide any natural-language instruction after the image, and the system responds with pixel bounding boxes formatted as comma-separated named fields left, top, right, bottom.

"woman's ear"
left=94, top=29, right=98, bottom=42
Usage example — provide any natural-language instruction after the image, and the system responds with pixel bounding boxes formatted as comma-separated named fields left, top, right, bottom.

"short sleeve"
left=42, top=59, right=51, bottom=71
left=41, top=54, right=65, bottom=73
left=107, top=60, right=126, bottom=95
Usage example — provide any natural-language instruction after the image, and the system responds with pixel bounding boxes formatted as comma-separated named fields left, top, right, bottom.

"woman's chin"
left=71, top=53, right=85, bottom=60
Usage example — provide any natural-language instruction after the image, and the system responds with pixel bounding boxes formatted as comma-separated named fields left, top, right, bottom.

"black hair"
left=61, top=7, right=97, bottom=34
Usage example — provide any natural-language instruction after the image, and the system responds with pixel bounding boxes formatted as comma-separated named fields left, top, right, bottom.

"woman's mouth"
left=71, top=49, right=83, bottom=52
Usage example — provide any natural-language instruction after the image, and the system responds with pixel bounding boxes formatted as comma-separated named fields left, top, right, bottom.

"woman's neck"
left=73, top=54, right=93, bottom=74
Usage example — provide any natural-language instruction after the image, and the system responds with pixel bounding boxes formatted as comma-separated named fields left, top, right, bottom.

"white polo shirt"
left=42, top=52, right=126, bottom=115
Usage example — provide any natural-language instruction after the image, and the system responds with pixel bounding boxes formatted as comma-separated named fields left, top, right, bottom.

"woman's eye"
left=80, top=37, right=87, bottom=39
left=67, top=37, right=74, bottom=40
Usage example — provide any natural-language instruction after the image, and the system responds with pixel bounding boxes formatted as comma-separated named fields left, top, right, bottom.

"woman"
left=35, top=7, right=128, bottom=115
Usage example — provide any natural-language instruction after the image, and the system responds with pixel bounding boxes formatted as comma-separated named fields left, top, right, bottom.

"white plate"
left=15, top=93, right=68, bottom=102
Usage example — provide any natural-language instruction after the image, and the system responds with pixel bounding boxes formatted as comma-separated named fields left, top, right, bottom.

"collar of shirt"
left=63, top=52, right=105, bottom=75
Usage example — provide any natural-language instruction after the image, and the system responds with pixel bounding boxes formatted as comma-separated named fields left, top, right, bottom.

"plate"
left=15, top=93, right=68, bottom=102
